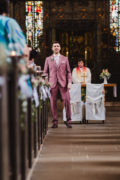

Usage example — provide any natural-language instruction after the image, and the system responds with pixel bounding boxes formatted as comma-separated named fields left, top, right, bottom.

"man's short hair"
left=52, top=41, right=60, bottom=46
left=78, top=58, right=85, bottom=63
left=29, top=49, right=37, bottom=60
left=0, top=1, right=9, bottom=14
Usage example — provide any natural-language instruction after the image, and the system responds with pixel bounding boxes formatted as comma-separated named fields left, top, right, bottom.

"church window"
left=25, top=1, right=43, bottom=48
left=110, top=0, right=120, bottom=51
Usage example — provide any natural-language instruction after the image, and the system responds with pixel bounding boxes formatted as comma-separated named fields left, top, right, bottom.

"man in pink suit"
left=44, top=42, right=72, bottom=128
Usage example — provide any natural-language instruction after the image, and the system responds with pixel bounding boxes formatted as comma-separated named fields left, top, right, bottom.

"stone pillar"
left=9, top=0, right=26, bottom=34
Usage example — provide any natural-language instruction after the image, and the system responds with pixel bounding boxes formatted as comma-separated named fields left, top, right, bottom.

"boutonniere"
left=50, top=56, right=54, bottom=61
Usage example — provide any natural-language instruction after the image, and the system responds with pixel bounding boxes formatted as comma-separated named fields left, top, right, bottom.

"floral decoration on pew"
left=29, top=66, right=50, bottom=123
left=31, top=71, right=51, bottom=102
left=18, top=60, right=50, bottom=128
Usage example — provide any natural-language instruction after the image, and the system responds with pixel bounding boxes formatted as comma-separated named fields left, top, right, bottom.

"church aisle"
left=30, top=114, right=120, bottom=180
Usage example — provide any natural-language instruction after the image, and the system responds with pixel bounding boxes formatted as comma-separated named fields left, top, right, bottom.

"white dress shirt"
left=53, top=53, right=60, bottom=66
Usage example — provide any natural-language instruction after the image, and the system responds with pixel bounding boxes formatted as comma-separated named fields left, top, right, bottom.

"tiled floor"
left=31, top=112, right=120, bottom=180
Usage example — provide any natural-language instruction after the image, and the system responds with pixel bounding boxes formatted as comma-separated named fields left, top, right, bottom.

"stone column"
left=9, top=0, right=26, bottom=34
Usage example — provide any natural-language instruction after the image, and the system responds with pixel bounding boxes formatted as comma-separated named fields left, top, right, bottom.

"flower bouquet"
left=99, top=69, right=111, bottom=84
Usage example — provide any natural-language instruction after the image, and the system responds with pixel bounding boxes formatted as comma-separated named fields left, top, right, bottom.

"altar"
left=103, top=83, right=117, bottom=98
left=81, top=83, right=117, bottom=99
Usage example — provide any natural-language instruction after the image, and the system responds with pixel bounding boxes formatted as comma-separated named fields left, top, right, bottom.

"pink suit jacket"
left=44, top=55, right=72, bottom=89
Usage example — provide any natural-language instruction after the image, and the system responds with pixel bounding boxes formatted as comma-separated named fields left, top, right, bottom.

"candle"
left=85, top=49, right=87, bottom=60
left=66, top=51, right=69, bottom=57
left=11, top=51, right=16, bottom=56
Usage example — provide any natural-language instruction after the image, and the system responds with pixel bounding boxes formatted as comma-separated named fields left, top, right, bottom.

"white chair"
left=86, top=83, right=105, bottom=123
left=63, top=83, right=82, bottom=122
